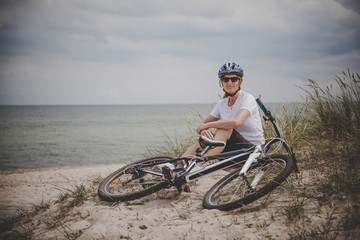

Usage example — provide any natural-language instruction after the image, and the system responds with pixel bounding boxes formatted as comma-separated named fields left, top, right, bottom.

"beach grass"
left=144, top=109, right=201, bottom=157
left=282, top=69, right=360, bottom=238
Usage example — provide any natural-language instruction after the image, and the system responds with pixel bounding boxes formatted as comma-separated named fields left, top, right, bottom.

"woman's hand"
left=196, top=123, right=208, bottom=135
left=196, top=123, right=214, bottom=140
left=200, top=130, right=215, bottom=140
left=195, top=115, right=218, bottom=140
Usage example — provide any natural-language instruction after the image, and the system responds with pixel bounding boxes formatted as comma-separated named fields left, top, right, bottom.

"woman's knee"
left=214, top=129, right=233, bottom=141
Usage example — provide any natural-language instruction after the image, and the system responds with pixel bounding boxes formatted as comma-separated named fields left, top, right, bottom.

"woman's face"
left=221, top=74, right=242, bottom=95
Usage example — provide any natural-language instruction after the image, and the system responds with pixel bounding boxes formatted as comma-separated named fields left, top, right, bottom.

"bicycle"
left=98, top=98, right=299, bottom=211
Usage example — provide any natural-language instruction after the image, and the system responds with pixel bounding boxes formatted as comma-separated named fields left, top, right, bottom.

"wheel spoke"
left=229, top=179, right=245, bottom=202
left=203, top=154, right=292, bottom=211
left=98, top=156, right=176, bottom=202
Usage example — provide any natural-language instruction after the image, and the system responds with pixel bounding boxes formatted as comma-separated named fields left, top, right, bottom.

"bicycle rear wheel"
left=202, top=154, right=293, bottom=211
left=98, top=156, right=176, bottom=202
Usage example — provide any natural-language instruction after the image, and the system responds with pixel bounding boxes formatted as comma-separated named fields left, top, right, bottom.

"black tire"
left=203, top=154, right=294, bottom=211
left=98, top=156, right=176, bottom=202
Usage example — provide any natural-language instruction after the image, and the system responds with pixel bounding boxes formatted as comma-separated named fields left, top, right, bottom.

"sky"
left=0, top=0, right=359, bottom=105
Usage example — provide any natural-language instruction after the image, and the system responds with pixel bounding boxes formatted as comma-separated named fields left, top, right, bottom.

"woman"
left=182, top=62, right=265, bottom=158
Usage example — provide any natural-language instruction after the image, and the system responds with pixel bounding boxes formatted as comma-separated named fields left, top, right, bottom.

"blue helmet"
left=218, top=62, right=244, bottom=78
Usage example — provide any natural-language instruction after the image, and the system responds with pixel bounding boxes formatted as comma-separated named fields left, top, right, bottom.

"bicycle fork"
left=239, top=145, right=264, bottom=191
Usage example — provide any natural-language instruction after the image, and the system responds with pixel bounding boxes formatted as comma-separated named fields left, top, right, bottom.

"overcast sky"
left=0, top=0, right=359, bottom=105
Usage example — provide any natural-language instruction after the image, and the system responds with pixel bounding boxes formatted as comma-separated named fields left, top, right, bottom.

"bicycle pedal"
left=183, top=185, right=191, bottom=193
left=162, top=166, right=174, bottom=181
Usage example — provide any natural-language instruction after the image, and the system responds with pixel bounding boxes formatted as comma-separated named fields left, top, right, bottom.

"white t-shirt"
left=210, top=91, right=265, bottom=145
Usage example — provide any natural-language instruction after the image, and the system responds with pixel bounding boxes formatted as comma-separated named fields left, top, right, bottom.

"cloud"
left=0, top=0, right=359, bottom=105
left=336, top=0, right=360, bottom=14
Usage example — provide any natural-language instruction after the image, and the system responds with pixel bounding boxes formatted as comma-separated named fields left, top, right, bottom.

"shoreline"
left=0, top=163, right=126, bottom=175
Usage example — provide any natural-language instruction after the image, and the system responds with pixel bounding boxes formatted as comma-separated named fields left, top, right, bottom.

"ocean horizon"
left=0, top=102, right=295, bottom=171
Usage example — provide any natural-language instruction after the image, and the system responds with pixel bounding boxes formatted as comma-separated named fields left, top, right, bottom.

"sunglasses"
left=221, top=77, right=240, bottom=83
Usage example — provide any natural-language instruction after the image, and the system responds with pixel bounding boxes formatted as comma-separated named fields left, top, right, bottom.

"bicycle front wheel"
left=98, top=156, right=176, bottom=202
left=203, top=154, right=293, bottom=211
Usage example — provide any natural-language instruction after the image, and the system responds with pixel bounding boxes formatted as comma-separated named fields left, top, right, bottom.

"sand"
left=0, top=164, right=353, bottom=239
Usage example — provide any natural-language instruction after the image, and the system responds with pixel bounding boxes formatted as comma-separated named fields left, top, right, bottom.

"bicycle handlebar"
left=256, top=97, right=282, bottom=138
left=256, top=98, right=271, bottom=117
left=256, top=97, right=276, bottom=121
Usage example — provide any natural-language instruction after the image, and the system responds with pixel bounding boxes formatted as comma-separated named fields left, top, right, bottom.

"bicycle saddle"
left=199, top=136, right=226, bottom=148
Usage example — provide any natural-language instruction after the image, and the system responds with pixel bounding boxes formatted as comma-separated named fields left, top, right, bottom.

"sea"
left=0, top=103, right=289, bottom=171
left=0, top=104, right=213, bottom=170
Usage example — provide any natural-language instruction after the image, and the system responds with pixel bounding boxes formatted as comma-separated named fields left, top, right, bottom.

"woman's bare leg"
left=182, top=142, right=200, bottom=158
left=205, top=129, right=232, bottom=156
left=181, top=129, right=233, bottom=166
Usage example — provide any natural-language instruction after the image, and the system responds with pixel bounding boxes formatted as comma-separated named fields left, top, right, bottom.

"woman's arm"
left=196, top=109, right=250, bottom=134
left=202, top=115, right=218, bottom=124
left=195, top=115, right=218, bottom=139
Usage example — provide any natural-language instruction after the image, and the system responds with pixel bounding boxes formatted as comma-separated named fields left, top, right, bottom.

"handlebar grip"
left=256, top=98, right=271, bottom=117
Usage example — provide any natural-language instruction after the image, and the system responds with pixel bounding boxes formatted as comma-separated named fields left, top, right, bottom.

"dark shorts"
left=222, top=130, right=254, bottom=152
